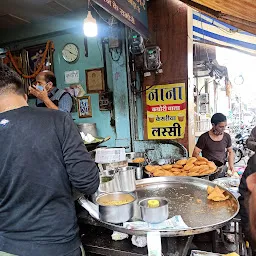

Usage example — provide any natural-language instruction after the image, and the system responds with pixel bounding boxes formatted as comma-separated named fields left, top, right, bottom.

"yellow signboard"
left=146, top=83, right=186, bottom=140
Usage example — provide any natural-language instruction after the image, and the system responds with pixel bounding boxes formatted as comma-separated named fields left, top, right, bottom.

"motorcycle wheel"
left=233, top=148, right=243, bottom=164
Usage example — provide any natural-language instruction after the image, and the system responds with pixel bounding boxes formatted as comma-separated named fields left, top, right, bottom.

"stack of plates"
left=213, top=177, right=240, bottom=199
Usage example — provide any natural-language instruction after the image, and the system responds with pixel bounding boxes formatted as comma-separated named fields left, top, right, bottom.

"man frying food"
left=193, top=113, right=235, bottom=177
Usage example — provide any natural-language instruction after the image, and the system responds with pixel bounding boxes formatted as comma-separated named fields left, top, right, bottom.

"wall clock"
left=62, top=43, right=79, bottom=63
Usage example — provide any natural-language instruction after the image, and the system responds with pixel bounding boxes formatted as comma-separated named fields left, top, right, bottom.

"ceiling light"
left=83, top=11, right=98, bottom=37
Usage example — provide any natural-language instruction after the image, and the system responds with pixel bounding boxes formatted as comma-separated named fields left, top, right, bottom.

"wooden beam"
left=179, top=0, right=256, bottom=35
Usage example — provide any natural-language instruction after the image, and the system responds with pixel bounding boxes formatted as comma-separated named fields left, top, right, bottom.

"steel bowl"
left=96, top=192, right=136, bottom=224
left=139, top=197, right=169, bottom=224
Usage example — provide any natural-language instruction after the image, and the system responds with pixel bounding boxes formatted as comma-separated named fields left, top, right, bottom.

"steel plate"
left=213, top=177, right=241, bottom=199
left=92, top=177, right=239, bottom=237
left=213, top=177, right=240, bottom=188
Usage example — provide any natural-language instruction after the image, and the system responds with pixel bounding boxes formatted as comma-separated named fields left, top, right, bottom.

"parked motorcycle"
left=233, top=129, right=253, bottom=163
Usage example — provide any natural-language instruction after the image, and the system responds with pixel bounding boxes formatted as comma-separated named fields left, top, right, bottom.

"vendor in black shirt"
left=192, top=113, right=234, bottom=172
left=0, top=64, right=99, bottom=256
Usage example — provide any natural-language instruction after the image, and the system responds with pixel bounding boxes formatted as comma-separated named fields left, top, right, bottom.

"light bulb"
left=83, top=11, right=98, bottom=37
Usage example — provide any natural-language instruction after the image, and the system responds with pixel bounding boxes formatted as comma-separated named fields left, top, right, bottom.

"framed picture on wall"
left=77, top=96, right=92, bottom=118
left=85, top=68, right=105, bottom=93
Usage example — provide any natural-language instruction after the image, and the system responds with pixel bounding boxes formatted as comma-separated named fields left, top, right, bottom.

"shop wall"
left=0, top=10, right=131, bottom=149
left=132, top=0, right=194, bottom=156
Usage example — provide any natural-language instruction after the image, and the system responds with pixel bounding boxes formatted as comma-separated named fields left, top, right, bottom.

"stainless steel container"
left=101, top=169, right=116, bottom=177
left=126, top=152, right=145, bottom=163
left=99, top=170, right=121, bottom=193
left=116, top=167, right=136, bottom=192
left=96, top=192, right=136, bottom=224
left=135, top=167, right=143, bottom=180
left=139, top=197, right=169, bottom=224
left=92, top=167, right=136, bottom=202
left=77, top=123, right=97, bottom=137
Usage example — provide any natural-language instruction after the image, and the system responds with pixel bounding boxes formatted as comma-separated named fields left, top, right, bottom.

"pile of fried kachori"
left=145, top=156, right=217, bottom=177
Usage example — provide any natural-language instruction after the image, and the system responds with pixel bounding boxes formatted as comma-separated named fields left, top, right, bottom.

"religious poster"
left=85, top=68, right=105, bottom=93
left=25, top=43, right=53, bottom=76
left=146, top=83, right=186, bottom=140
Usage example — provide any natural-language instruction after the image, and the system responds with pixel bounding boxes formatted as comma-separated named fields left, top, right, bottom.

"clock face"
left=62, top=43, right=79, bottom=63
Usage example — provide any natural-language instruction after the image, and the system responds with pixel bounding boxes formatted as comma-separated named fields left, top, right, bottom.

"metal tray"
left=92, top=177, right=239, bottom=237
left=213, top=177, right=240, bottom=188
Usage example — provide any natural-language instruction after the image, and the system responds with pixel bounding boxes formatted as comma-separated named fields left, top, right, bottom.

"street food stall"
left=75, top=151, right=243, bottom=256
left=1, top=0, right=253, bottom=255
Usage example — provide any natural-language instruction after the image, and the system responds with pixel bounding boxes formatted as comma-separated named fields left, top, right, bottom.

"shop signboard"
left=146, top=83, right=187, bottom=140
left=93, top=0, right=148, bottom=38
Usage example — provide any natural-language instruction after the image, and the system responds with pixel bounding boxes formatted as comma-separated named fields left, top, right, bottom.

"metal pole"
left=124, top=26, right=136, bottom=151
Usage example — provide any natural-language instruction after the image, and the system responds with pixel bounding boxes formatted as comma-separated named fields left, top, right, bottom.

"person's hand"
left=29, top=85, right=49, bottom=102
left=229, top=166, right=235, bottom=173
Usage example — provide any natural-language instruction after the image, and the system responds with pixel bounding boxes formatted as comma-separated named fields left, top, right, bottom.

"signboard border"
left=92, top=0, right=149, bottom=38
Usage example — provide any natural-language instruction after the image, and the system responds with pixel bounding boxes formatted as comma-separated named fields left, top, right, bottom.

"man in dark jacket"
left=0, top=64, right=99, bottom=256
left=239, top=154, right=256, bottom=248
left=247, top=126, right=256, bottom=151
left=247, top=171, right=256, bottom=246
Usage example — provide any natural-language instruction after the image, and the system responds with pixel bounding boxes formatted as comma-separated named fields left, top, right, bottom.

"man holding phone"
left=29, top=70, right=72, bottom=112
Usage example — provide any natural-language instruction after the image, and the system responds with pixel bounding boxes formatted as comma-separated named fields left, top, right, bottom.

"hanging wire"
left=130, top=69, right=159, bottom=95
left=89, top=0, right=112, bottom=25
left=202, top=12, right=240, bottom=34
left=87, top=1, right=121, bottom=63
left=97, top=39, right=103, bottom=63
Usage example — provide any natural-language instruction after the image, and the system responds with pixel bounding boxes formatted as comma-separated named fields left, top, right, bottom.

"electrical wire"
left=89, top=0, right=113, bottom=26
left=97, top=39, right=103, bottom=63
left=135, top=84, right=156, bottom=94
left=131, top=81, right=156, bottom=94
left=89, top=1, right=123, bottom=63
left=201, top=12, right=240, bottom=35
left=130, top=65, right=159, bottom=95
left=214, top=24, right=239, bottom=35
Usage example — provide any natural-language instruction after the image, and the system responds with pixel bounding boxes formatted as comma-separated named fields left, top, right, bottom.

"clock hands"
left=63, top=49, right=77, bottom=57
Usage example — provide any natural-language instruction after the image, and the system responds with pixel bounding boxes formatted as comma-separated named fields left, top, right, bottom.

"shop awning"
left=180, top=0, right=256, bottom=35
left=193, top=11, right=256, bottom=55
